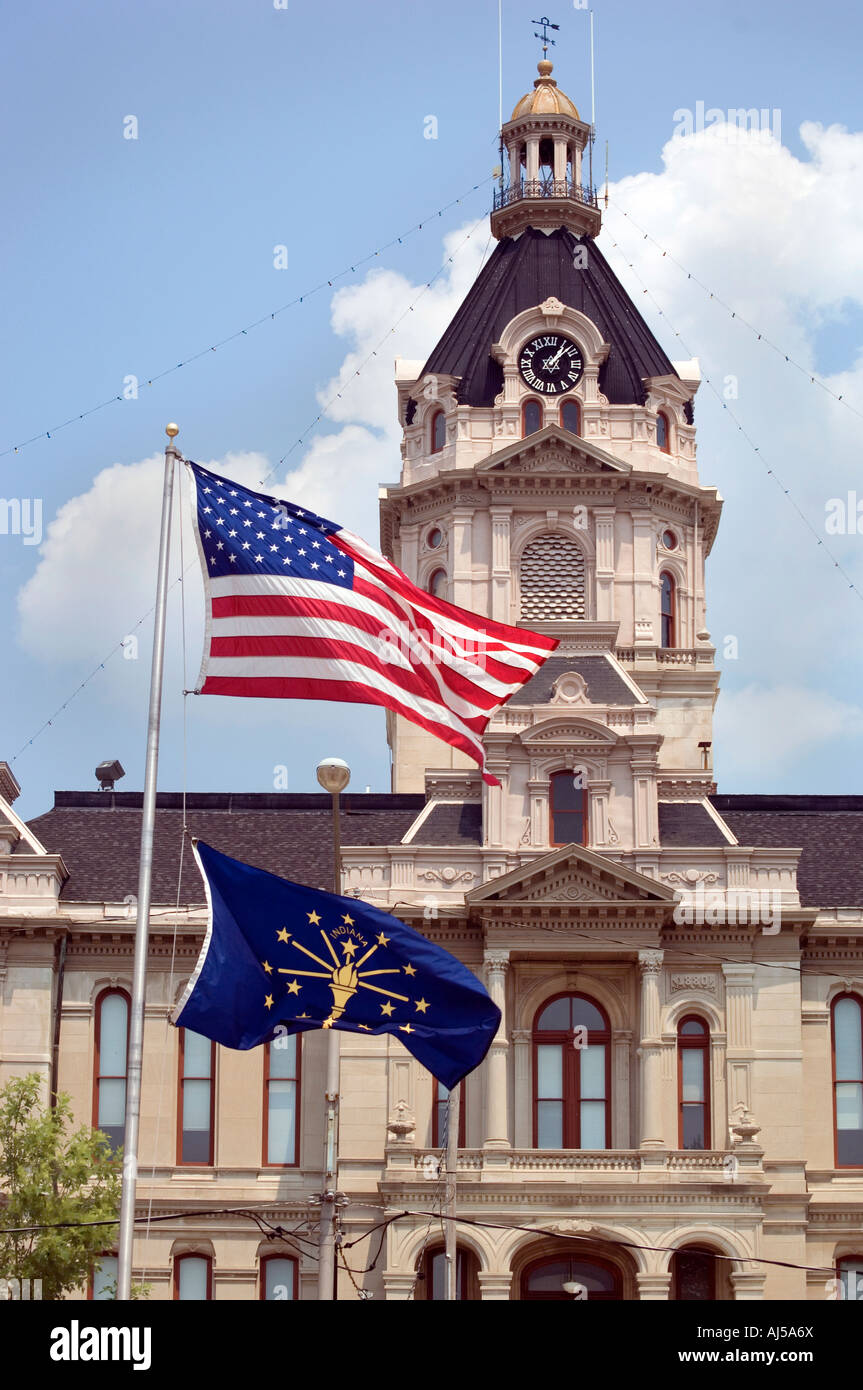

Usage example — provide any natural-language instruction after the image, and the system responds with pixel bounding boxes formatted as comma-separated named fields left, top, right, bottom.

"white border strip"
left=170, top=839, right=215, bottom=1024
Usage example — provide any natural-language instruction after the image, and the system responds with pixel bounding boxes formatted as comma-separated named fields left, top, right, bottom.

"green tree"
left=0, top=1073, right=121, bottom=1299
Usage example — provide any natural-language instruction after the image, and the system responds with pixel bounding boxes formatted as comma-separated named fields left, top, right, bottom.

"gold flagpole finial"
left=166, top=422, right=179, bottom=438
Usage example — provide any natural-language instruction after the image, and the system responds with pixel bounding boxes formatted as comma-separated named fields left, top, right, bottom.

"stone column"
left=593, top=507, right=616, bottom=622
left=638, top=950, right=665, bottom=1149
left=631, top=752, right=659, bottom=850
left=398, top=523, right=420, bottom=586
left=587, top=779, right=612, bottom=848
left=553, top=137, right=567, bottom=183
left=636, top=1272, right=671, bottom=1300
left=512, top=1028, right=532, bottom=1148
left=489, top=507, right=512, bottom=623
left=483, top=952, right=510, bottom=1149
left=526, top=137, right=540, bottom=183
left=478, top=1271, right=513, bottom=1300
left=722, top=963, right=755, bottom=1118
left=731, top=1271, right=766, bottom=1300
left=451, top=508, right=473, bottom=611
left=632, top=512, right=657, bottom=648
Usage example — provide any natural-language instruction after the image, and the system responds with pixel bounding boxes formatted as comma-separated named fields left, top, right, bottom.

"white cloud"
left=14, top=126, right=863, bottom=791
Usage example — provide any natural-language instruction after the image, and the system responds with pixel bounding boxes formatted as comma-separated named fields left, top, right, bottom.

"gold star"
left=262, top=960, right=273, bottom=974
left=341, top=938, right=358, bottom=959
left=277, top=928, right=290, bottom=943
left=322, top=1017, right=333, bottom=1029
left=307, top=910, right=322, bottom=925
left=341, top=913, right=355, bottom=925
left=399, top=1023, right=414, bottom=1034
left=286, top=980, right=301, bottom=995
left=376, top=931, right=390, bottom=947
left=380, top=1001, right=395, bottom=1017
left=264, top=994, right=274, bottom=1010
left=415, top=998, right=429, bottom=1014
left=403, top=963, right=416, bottom=977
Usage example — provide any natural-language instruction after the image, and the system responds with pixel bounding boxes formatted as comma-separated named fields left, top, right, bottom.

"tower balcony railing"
left=494, top=178, right=599, bottom=211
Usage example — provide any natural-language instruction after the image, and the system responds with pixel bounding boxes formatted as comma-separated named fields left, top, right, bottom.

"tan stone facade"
left=2, top=61, right=863, bottom=1302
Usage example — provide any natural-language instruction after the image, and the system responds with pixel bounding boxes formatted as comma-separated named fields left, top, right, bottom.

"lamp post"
left=315, top=757, right=350, bottom=1301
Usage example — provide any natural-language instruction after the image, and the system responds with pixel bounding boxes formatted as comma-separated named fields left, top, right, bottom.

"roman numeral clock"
left=519, top=334, right=584, bottom=393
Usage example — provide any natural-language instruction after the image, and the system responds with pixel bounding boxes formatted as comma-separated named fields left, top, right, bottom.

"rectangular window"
left=94, top=991, right=129, bottom=1153
left=261, top=1257, right=297, bottom=1300
left=174, top=1255, right=211, bottom=1300
left=579, top=1044, right=607, bottom=1149
left=179, top=1030, right=215, bottom=1165
left=536, top=1044, right=564, bottom=1148
left=432, top=1080, right=466, bottom=1148
left=91, top=1255, right=117, bottom=1301
left=264, top=1035, right=299, bottom=1166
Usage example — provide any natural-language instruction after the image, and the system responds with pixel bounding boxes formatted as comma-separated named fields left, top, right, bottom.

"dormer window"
left=430, top=410, right=446, bottom=454
left=522, top=399, right=542, bottom=436
left=561, top=399, right=581, bottom=435
left=660, top=571, right=676, bottom=648
left=656, top=411, right=670, bottom=453
left=550, top=770, right=588, bottom=846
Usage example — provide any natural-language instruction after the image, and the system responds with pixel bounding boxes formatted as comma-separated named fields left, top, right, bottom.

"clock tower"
left=380, top=59, right=723, bottom=867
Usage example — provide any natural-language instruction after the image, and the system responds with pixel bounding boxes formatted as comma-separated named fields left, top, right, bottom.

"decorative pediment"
left=467, top=844, right=678, bottom=906
left=519, top=716, right=618, bottom=748
left=477, top=425, right=631, bottom=477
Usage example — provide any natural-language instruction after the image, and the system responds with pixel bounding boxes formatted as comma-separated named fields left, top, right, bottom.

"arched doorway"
left=521, top=1253, right=621, bottom=1301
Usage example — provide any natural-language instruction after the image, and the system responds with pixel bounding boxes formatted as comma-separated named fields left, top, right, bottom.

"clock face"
left=518, top=335, right=584, bottom=394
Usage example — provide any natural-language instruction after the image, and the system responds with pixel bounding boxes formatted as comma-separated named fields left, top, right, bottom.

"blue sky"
left=4, top=0, right=863, bottom=819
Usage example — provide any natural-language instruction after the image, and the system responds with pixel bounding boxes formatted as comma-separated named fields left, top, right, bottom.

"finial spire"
left=531, top=15, right=559, bottom=59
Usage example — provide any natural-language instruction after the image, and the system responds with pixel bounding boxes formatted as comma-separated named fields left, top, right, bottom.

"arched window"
left=263, top=1034, right=300, bottom=1167
left=533, top=994, right=610, bottom=1149
left=520, top=533, right=586, bottom=622
left=656, top=410, right=670, bottom=452
left=260, top=1254, right=297, bottom=1301
left=549, top=769, right=588, bottom=846
left=174, top=1254, right=212, bottom=1301
left=430, top=410, right=446, bottom=454
left=178, top=1029, right=215, bottom=1165
left=522, top=1254, right=621, bottom=1301
left=432, top=1079, right=466, bottom=1148
left=560, top=399, right=581, bottom=435
left=427, top=567, right=447, bottom=599
left=522, top=398, right=542, bottom=436
left=837, top=1255, right=863, bottom=1301
left=672, top=1247, right=716, bottom=1300
left=832, top=994, right=863, bottom=1167
left=678, top=1016, right=710, bottom=1149
left=660, top=571, right=676, bottom=648
left=93, top=989, right=129, bottom=1153
left=416, top=1244, right=480, bottom=1300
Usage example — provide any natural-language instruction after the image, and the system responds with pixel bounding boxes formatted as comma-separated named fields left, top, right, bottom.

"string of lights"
left=260, top=214, right=493, bottom=485
left=9, top=219, right=495, bottom=765
left=606, top=199, right=863, bottom=424
left=603, top=219, right=863, bottom=609
left=0, top=176, right=494, bottom=464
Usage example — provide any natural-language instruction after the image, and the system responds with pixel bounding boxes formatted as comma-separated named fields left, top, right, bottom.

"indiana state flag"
left=173, top=840, right=501, bottom=1089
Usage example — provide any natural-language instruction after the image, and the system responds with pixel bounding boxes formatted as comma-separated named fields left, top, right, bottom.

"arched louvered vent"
left=520, top=533, right=586, bottom=622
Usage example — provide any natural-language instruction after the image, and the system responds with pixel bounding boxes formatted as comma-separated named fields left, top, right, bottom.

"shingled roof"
left=421, top=226, right=677, bottom=407
left=508, top=656, right=639, bottom=707
left=26, top=792, right=424, bottom=905
left=711, top=795, right=863, bottom=908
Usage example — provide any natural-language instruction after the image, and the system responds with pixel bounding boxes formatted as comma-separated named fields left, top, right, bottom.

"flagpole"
left=116, top=423, right=181, bottom=1301
left=445, top=1085, right=460, bottom=1300
left=315, top=757, right=350, bottom=1300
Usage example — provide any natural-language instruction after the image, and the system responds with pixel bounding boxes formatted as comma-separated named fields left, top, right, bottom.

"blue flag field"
left=173, top=840, right=501, bottom=1089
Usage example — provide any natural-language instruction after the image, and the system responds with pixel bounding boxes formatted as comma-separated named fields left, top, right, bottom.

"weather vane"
left=532, top=15, right=560, bottom=58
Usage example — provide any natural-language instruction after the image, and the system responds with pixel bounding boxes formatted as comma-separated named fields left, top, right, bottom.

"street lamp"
left=314, top=757, right=350, bottom=1303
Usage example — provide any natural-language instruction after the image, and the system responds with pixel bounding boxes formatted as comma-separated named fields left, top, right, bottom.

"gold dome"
left=511, top=60, right=580, bottom=120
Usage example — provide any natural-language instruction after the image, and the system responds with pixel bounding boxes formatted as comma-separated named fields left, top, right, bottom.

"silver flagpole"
left=315, top=757, right=349, bottom=1300
left=117, top=423, right=181, bottom=1300
left=445, top=1085, right=460, bottom=1300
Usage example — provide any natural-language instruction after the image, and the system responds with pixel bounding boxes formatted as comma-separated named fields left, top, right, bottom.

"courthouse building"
left=2, top=60, right=863, bottom=1300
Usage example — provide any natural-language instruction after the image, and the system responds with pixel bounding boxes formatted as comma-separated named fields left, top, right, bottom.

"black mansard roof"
left=421, top=226, right=678, bottom=408
left=23, top=791, right=863, bottom=910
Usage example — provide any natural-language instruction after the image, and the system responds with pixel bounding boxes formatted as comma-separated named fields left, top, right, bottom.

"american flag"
left=187, top=462, right=557, bottom=784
